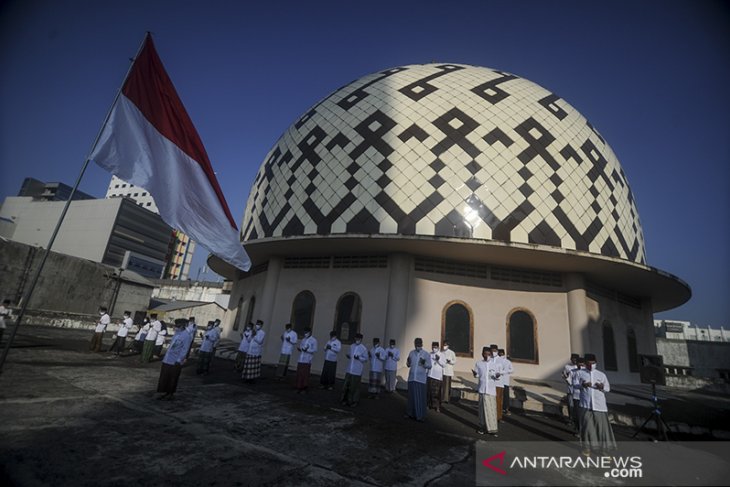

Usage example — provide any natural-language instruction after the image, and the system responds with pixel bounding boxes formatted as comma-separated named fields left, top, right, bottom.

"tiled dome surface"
left=242, top=64, right=645, bottom=264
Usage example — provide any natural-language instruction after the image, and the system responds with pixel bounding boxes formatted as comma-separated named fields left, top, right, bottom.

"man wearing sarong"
left=242, top=320, right=266, bottom=383
left=140, top=314, right=161, bottom=363
left=156, top=320, right=193, bottom=401
left=384, top=339, right=400, bottom=393
left=320, top=330, right=341, bottom=390
left=90, top=306, right=110, bottom=352
left=368, top=338, right=386, bottom=399
left=490, top=344, right=505, bottom=420
left=132, top=317, right=148, bottom=353
left=562, top=353, right=579, bottom=428
left=578, top=353, right=617, bottom=455
left=405, top=338, right=432, bottom=422
left=441, top=341, right=456, bottom=403
left=295, top=328, right=317, bottom=393
left=341, top=333, right=368, bottom=407
left=428, top=341, right=446, bottom=412
left=108, top=311, right=133, bottom=356
left=277, top=323, right=298, bottom=379
left=153, top=322, right=167, bottom=358
left=235, top=322, right=253, bottom=371
left=473, top=346, right=500, bottom=436
left=498, top=349, right=514, bottom=416
left=184, top=317, right=197, bottom=358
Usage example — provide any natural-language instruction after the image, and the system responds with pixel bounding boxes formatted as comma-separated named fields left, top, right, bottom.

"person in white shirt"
left=562, top=353, right=580, bottom=428
left=132, top=317, right=149, bottom=353
left=197, top=321, right=220, bottom=375
left=384, top=339, right=400, bottom=393
left=569, top=356, right=586, bottom=435
left=441, top=341, right=456, bottom=403
left=108, top=310, right=133, bottom=356
left=0, top=299, right=12, bottom=344
left=140, top=314, right=161, bottom=363
left=497, top=348, right=514, bottom=416
left=405, top=338, right=432, bottom=422
left=368, top=338, right=386, bottom=399
left=295, top=327, right=317, bottom=393
left=156, top=320, right=195, bottom=401
left=320, top=330, right=341, bottom=390
left=341, top=333, right=368, bottom=407
left=578, top=353, right=616, bottom=455
left=428, top=341, right=446, bottom=412
left=184, top=317, right=197, bottom=359
left=490, top=344, right=506, bottom=421
left=153, top=322, right=168, bottom=358
left=235, top=322, right=254, bottom=371
left=90, top=306, right=110, bottom=352
left=277, top=323, right=299, bottom=378
left=242, top=320, right=266, bottom=383
left=472, top=346, right=501, bottom=436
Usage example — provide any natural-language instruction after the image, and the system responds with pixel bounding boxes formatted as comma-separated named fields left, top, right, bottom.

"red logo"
left=482, top=451, right=507, bottom=475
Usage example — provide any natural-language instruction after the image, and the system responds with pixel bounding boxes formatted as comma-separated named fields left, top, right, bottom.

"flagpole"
left=0, top=33, right=152, bottom=374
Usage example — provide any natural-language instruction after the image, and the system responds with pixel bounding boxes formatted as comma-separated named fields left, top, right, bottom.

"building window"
left=122, top=184, right=127, bottom=188
left=134, top=193, right=139, bottom=197
left=627, top=327, right=639, bottom=372
left=146, top=202, right=151, bottom=207
left=233, top=297, right=244, bottom=331
left=603, top=322, right=618, bottom=371
left=507, top=308, right=538, bottom=364
left=142, top=192, right=147, bottom=196
left=115, top=184, right=119, bottom=188
left=441, top=301, right=473, bottom=357
left=291, top=291, right=316, bottom=337
left=334, top=292, right=361, bottom=344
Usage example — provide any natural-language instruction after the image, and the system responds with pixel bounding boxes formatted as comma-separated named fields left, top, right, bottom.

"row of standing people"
left=562, top=353, right=617, bottom=455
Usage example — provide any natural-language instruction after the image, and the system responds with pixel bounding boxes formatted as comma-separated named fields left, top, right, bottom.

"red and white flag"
left=90, top=34, right=251, bottom=272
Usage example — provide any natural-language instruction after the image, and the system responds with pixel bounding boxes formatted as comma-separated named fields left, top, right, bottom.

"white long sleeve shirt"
left=248, top=329, right=266, bottom=356
left=384, top=346, right=400, bottom=371
left=116, top=317, right=133, bottom=338
left=429, top=351, right=445, bottom=380
left=493, top=355, right=505, bottom=387
left=570, top=367, right=584, bottom=400
left=406, top=349, right=432, bottom=384
left=155, top=328, right=167, bottom=347
left=95, top=313, right=110, bottom=333
left=297, top=336, right=318, bottom=364
left=238, top=329, right=252, bottom=353
left=324, top=338, right=342, bottom=362
left=370, top=345, right=386, bottom=373
left=577, top=368, right=610, bottom=412
left=473, top=358, right=499, bottom=396
left=280, top=329, right=298, bottom=355
left=500, top=357, right=514, bottom=386
left=145, top=320, right=161, bottom=342
left=346, top=343, right=368, bottom=376
left=563, top=362, right=577, bottom=393
left=442, top=348, right=456, bottom=377
left=200, top=328, right=220, bottom=352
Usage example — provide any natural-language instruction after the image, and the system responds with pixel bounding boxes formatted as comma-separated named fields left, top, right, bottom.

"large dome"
left=242, top=63, right=646, bottom=264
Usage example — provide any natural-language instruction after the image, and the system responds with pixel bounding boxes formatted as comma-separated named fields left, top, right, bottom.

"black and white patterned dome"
left=242, top=63, right=645, bottom=264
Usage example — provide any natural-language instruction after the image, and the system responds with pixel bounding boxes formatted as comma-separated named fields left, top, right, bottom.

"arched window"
left=334, top=292, right=362, bottom=344
left=507, top=309, right=538, bottom=364
left=233, top=297, right=244, bottom=331
left=627, top=327, right=639, bottom=372
left=441, top=301, right=473, bottom=357
left=603, top=321, right=618, bottom=371
left=291, top=291, right=316, bottom=337
left=244, top=296, right=256, bottom=327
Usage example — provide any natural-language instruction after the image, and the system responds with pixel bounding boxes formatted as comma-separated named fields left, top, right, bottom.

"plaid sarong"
left=368, top=371, right=383, bottom=394
left=241, top=354, right=262, bottom=380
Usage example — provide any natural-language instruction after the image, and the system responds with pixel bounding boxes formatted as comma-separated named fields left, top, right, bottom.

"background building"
left=18, top=177, right=94, bottom=202
left=210, top=63, right=690, bottom=383
left=105, top=175, right=196, bottom=280
left=0, top=195, right=172, bottom=278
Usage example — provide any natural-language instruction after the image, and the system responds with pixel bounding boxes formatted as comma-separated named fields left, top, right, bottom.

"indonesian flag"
left=90, top=34, right=251, bottom=272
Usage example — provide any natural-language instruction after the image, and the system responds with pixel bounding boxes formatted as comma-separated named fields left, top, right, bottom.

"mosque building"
left=209, top=63, right=690, bottom=383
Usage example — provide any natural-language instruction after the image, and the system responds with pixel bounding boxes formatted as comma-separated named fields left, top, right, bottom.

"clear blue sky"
left=1, top=1, right=728, bottom=327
